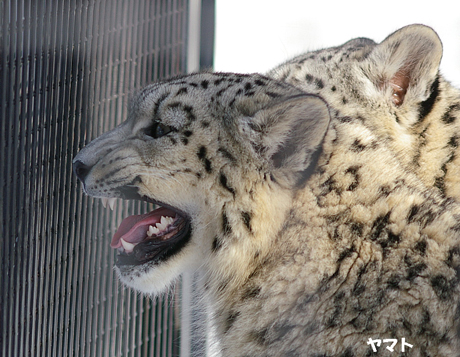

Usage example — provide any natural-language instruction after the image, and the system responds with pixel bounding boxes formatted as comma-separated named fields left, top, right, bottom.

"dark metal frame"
left=0, top=0, right=214, bottom=355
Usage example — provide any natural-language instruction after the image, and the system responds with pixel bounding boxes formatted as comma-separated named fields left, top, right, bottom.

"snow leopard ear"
left=242, top=94, right=330, bottom=188
left=365, top=24, right=442, bottom=108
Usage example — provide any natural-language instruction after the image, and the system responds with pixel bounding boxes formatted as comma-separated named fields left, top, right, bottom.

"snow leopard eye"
left=143, top=122, right=173, bottom=139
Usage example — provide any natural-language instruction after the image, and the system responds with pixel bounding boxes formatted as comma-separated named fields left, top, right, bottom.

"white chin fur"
left=114, top=242, right=204, bottom=295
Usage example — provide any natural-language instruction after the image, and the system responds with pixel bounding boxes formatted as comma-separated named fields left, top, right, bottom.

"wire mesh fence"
left=1, top=0, right=189, bottom=356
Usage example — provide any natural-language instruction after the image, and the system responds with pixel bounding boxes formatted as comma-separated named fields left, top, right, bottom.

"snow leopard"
left=73, top=25, right=460, bottom=356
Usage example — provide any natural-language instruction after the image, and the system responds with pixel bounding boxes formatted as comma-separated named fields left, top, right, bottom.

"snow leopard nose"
left=73, top=160, right=92, bottom=182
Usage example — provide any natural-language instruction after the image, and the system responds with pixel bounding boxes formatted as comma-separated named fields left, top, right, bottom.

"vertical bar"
left=180, top=273, right=192, bottom=357
left=199, top=0, right=214, bottom=70
left=187, top=0, right=201, bottom=73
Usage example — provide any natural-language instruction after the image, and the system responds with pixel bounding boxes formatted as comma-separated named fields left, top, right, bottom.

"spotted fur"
left=74, top=25, right=460, bottom=356
left=270, top=24, right=460, bottom=202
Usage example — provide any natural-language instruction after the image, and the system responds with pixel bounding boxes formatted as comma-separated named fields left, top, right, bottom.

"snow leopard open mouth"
left=106, top=186, right=192, bottom=267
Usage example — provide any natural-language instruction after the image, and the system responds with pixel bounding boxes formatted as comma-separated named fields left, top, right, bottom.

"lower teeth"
left=120, top=238, right=136, bottom=253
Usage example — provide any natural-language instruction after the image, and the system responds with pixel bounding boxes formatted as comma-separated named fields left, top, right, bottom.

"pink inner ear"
left=389, top=68, right=410, bottom=106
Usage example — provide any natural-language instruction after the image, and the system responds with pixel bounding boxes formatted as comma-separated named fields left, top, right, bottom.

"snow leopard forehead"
left=128, top=72, right=306, bottom=125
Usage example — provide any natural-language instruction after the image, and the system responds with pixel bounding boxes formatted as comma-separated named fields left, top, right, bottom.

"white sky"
left=215, top=0, right=460, bottom=87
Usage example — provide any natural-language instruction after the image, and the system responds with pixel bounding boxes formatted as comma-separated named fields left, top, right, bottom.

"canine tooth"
left=101, top=197, right=108, bottom=208
left=147, top=225, right=159, bottom=237
left=108, top=198, right=116, bottom=211
left=120, top=238, right=136, bottom=253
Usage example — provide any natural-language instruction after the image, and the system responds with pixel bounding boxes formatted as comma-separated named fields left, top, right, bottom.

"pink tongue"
left=111, top=207, right=176, bottom=249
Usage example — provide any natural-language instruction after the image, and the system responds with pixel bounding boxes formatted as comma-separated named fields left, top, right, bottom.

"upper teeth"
left=159, top=216, right=174, bottom=229
left=146, top=216, right=174, bottom=237
left=119, top=215, right=175, bottom=253
left=147, top=225, right=159, bottom=237
left=101, top=197, right=117, bottom=210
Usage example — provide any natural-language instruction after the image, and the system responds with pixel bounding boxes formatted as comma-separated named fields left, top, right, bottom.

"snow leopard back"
left=270, top=24, right=460, bottom=202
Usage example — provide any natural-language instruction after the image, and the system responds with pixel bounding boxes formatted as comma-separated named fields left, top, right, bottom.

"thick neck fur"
left=269, top=42, right=460, bottom=203
left=203, top=167, right=294, bottom=322
left=204, top=112, right=460, bottom=356
left=396, top=77, right=460, bottom=200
